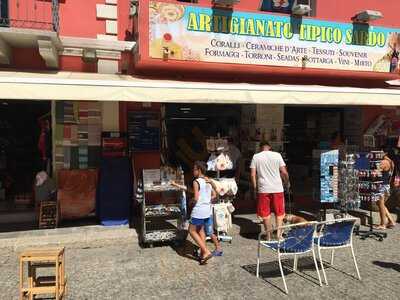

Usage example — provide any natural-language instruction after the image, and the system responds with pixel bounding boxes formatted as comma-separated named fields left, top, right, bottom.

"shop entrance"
left=164, top=103, right=255, bottom=212
left=0, top=100, right=51, bottom=229
left=165, top=104, right=241, bottom=171
left=284, top=106, right=347, bottom=210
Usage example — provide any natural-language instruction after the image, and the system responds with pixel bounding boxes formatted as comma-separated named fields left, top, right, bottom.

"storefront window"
left=0, top=0, right=9, bottom=27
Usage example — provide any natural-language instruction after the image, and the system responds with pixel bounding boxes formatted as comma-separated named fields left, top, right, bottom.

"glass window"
left=0, top=0, right=9, bottom=27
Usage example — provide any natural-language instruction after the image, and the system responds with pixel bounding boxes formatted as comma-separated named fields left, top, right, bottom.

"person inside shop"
left=330, top=131, right=344, bottom=149
left=34, top=171, right=56, bottom=214
left=250, top=141, right=290, bottom=240
left=226, top=137, right=242, bottom=183
left=375, top=151, right=396, bottom=229
left=187, top=161, right=223, bottom=265
left=37, top=119, right=52, bottom=175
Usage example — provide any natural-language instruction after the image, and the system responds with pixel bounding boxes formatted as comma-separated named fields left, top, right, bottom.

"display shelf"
left=144, top=230, right=179, bottom=243
left=140, top=169, right=186, bottom=246
left=356, top=151, right=387, bottom=241
left=206, top=141, right=236, bottom=243
left=145, top=204, right=181, bottom=218
left=144, top=184, right=182, bottom=193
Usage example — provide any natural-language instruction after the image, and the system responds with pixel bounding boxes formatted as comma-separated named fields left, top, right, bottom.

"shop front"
left=1, top=0, right=400, bottom=233
left=130, top=0, right=400, bottom=217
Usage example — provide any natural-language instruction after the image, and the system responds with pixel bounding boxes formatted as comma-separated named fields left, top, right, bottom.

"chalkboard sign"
left=127, top=111, right=160, bottom=151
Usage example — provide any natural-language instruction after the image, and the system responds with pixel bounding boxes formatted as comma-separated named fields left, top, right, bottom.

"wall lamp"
left=82, top=49, right=98, bottom=63
left=291, top=3, right=311, bottom=16
left=351, top=10, right=383, bottom=23
left=212, top=0, right=240, bottom=9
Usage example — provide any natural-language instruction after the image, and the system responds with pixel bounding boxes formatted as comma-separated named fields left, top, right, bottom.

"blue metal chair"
left=315, top=218, right=361, bottom=285
left=256, top=222, right=322, bottom=294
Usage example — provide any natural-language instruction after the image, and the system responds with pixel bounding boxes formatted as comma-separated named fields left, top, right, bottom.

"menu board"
left=128, top=111, right=160, bottom=151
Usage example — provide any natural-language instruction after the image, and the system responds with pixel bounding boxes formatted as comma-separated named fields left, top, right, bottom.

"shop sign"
left=149, top=1, right=400, bottom=73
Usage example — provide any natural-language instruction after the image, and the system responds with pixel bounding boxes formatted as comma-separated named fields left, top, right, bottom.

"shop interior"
left=0, top=100, right=51, bottom=216
left=1, top=100, right=399, bottom=237
left=285, top=105, right=400, bottom=216
left=284, top=106, right=349, bottom=210
left=165, top=104, right=241, bottom=171
left=163, top=103, right=400, bottom=215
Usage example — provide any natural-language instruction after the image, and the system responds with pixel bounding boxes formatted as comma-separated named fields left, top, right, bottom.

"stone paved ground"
left=1, top=219, right=399, bottom=300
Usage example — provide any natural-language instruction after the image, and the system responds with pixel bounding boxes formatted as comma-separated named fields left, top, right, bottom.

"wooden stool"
left=19, top=247, right=67, bottom=300
left=39, top=201, right=59, bottom=229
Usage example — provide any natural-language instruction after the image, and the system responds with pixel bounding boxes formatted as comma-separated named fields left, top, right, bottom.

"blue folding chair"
left=315, top=218, right=361, bottom=285
left=256, top=222, right=322, bottom=294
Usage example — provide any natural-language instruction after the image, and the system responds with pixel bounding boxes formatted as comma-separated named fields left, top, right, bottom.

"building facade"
left=0, top=0, right=400, bottom=217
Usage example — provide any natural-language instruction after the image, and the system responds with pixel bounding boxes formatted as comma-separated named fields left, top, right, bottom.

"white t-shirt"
left=250, top=150, right=286, bottom=193
left=191, top=178, right=212, bottom=219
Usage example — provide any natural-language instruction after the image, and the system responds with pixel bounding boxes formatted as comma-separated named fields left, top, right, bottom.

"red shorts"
left=257, top=192, right=285, bottom=218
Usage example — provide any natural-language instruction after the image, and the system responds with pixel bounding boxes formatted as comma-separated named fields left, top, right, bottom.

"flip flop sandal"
left=200, top=254, right=213, bottom=265
left=374, top=225, right=387, bottom=230
left=212, top=250, right=223, bottom=257
left=387, top=224, right=395, bottom=229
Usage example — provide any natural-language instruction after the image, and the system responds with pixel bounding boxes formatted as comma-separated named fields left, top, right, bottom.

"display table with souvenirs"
left=137, top=167, right=187, bottom=247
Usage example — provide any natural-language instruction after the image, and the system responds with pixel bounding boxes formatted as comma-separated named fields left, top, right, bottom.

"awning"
left=386, top=79, right=400, bottom=86
left=0, top=70, right=400, bottom=105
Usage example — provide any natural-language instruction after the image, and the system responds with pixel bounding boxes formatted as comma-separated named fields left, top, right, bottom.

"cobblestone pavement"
left=1, top=221, right=399, bottom=300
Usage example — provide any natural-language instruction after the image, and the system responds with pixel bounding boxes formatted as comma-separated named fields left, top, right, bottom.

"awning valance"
left=0, top=71, right=399, bottom=106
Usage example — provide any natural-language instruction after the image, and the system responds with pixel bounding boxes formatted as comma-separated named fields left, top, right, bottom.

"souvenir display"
left=211, top=178, right=238, bottom=197
left=356, top=151, right=387, bottom=241
left=358, top=152, right=384, bottom=204
left=139, top=168, right=187, bottom=247
left=338, top=154, right=360, bottom=211
left=55, top=101, right=102, bottom=171
left=213, top=202, right=235, bottom=236
left=206, top=135, right=236, bottom=243
left=215, top=153, right=233, bottom=171
left=320, top=150, right=339, bottom=203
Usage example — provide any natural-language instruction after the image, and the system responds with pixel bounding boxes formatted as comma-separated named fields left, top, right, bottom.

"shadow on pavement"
left=242, top=257, right=323, bottom=294
left=59, top=216, right=98, bottom=228
left=232, top=216, right=261, bottom=240
left=242, top=262, right=288, bottom=294
left=171, top=238, right=200, bottom=262
left=373, top=261, right=400, bottom=272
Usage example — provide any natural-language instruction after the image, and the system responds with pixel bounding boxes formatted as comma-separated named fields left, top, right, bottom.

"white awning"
left=0, top=71, right=399, bottom=105
left=386, top=79, right=400, bottom=86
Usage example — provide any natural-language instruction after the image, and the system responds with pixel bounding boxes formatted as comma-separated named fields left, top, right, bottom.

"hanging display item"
left=320, top=150, right=339, bottom=203
left=206, top=137, right=233, bottom=171
left=205, top=135, right=236, bottom=243
left=54, top=101, right=102, bottom=171
left=355, top=150, right=388, bottom=241
left=210, top=178, right=238, bottom=196
left=338, top=153, right=360, bottom=210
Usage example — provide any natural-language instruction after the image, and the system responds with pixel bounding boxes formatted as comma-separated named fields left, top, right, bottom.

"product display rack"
left=206, top=136, right=235, bottom=243
left=339, top=153, right=361, bottom=213
left=356, top=151, right=387, bottom=241
left=212, top=175, right=234, bottom=243
left=139, top=177, right=186, bottom=247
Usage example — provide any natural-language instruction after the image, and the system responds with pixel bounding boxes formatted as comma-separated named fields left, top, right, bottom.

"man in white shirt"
left=250, top=141, right=289, bottom=239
